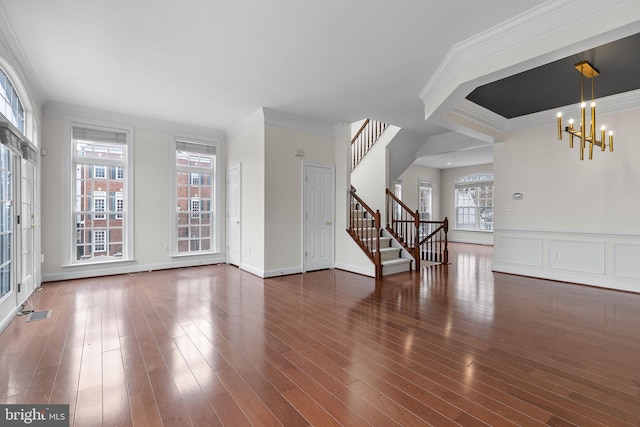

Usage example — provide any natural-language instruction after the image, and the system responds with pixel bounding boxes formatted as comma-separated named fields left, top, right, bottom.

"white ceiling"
left=0, top=1, right=544, bottom=139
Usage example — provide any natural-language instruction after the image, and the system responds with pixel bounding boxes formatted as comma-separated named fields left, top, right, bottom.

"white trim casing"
left=64, top=117, right=135, bottom=266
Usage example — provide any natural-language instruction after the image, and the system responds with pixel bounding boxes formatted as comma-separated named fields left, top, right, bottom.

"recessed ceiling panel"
left=466, top=33, right=640, bottom=119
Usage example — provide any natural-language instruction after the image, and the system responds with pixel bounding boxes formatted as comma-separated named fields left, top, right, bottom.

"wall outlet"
left=164, top=244, right=169, bottom=251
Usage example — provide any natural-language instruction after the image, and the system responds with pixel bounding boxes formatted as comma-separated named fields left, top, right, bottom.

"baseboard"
left=492, top=263, right=640, bottom=294
left=0, top=305, right=20, bottom=335
left=263, top=267, right=303, bottom=278
left=42, top=255, right=227, bottom=282
left=239, top=263, right=265, bottom=278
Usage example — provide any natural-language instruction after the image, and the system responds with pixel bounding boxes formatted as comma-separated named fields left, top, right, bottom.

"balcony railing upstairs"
left=351, top=119, right=388, bottom=170
left=385, top=188, right=448, bottom=269
left=347, top=187, right=382, bottom=279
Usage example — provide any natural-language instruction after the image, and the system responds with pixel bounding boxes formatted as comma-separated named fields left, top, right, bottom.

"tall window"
left=174, top=138, right=216, bottom=255
left=418, top=180, right=432, bottom=235
left=0, top=68, right=25, bottom=133
left=454, top=174, right=493, bottom=231
left=72, top=124, right=130, bottom=262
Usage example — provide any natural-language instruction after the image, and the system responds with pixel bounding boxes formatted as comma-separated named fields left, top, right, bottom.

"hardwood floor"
left=1, top=243, right=639, bottom=426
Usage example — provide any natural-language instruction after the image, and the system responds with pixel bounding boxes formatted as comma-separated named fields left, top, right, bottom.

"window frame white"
left=454, top=173, right=494, bottom=232
left=66, top=119, right=134, bottom=266
left=171, top=134, right=219, bottom=257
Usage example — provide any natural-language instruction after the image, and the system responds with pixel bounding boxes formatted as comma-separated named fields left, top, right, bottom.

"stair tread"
left=375, top=247, right=399, bottom=253
left=382, top=258, right=412, bottom=266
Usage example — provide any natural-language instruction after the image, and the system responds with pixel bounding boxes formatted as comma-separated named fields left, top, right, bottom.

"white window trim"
left=170, top=133, right=219, bottom=257
left=64, top=118, right=134, bottom=267
left=454, top=173, right=494, bottom=232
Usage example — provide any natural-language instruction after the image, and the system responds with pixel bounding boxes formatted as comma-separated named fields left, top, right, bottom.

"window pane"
left=72, top=125, right=128, bottom=262
left=454, top=175, right=493, bottom=231
left=174, top=140, right=216, bottom=255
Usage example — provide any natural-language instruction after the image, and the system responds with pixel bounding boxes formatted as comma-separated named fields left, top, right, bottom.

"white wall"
left=334, top=123, right=374, bottom=276
left=264, top=124, right=335, bottom=275
left=40, top=104, right=226, bottom=281
left=227, top=122, right=266, bottom=275
left=350, top=125, right=401, bottom=225
left=398, top=164, right=442, bottom=220
left=493, top=106, right=640, bottom=292
left=442, top=163, right=494, bottom=245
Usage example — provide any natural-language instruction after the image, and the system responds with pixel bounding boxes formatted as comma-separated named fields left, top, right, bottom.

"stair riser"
left=382, top=261, right=412, bottom=276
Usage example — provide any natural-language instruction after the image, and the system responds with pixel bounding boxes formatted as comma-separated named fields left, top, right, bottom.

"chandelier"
left=556, top=61, right=614, bottom=160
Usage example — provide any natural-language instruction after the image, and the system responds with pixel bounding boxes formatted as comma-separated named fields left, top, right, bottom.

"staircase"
left=348, top=188, right=413, bottom=278
left=347, top=118, right=447, bottom=279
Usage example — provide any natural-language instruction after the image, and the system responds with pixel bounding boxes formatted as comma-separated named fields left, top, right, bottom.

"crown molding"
left=262, top=108, right=337, bottom=138
left=225, top=108, right=265, bottom=140
left=419, top=0, right=585, bottom=112
left=416, top=131, right=488, bottom=157
left=226, top=107, right=338, bottom=141
left=43, top=102, right=226, bottom=140
left=446, top=87, right=640, bottom=138
left=0, top=4, right=44, bottom=109
left=419, top=0, right=640, bottom=137
left=507, top=88, right=640, bottom=132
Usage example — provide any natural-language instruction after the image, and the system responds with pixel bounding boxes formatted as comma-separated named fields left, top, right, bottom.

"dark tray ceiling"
left=466, top=32, right=640, bottom=119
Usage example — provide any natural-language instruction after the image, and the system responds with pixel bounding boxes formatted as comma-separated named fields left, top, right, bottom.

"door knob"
left=326, top=221, right=332, bottom=225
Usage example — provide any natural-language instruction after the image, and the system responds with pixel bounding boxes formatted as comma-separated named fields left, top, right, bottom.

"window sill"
left=170, top=252, right=220, bottom=259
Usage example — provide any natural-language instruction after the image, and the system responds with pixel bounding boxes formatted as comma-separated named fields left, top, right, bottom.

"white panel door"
left=19, top=159, right=35, bottom=302
left=227, top=165, right=241, bottom=266
left=304, top=163, right=334, bottom=272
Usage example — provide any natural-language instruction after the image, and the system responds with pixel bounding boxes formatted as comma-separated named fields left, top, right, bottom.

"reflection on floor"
left=1, top=242, right=639, bottom=426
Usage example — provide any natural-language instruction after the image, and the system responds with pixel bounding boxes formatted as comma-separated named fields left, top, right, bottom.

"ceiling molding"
left=416, top=131, right=490, bottom=157
left=226, top=108, right=265, bottom=141
left=419, top=0, right=585, bottom=115
left=507, top=88, right=640, bottom=132
left=227, top=107, right=338, bottom=141
left=0, top=4, right=43, bottom=109
left=263, top=108, right=336, bottom=138
left=43, top=102, right=226, bottom=140
left=419, top=0, right=640, bottom=139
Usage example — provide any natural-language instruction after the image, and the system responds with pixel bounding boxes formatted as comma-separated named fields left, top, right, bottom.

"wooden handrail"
left=385, top=188, right=448, bottom=269
left=351, top=119, right=388, bottom=170
left=347, top=187, right=382, bottom=278
left=351, top=119, right=371, bottom=145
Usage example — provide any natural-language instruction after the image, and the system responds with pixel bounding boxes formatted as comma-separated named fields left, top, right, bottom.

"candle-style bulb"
left=609, top=131, right=614, bottom=152
left=556, top=112, right=563, bottom=140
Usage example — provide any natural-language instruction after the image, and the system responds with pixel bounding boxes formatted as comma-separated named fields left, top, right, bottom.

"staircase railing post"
left=443, top=217, right=449, bottom=264
left=374, top=210, right=382, bottom=279
left=413, top=210, right=420, bottom=271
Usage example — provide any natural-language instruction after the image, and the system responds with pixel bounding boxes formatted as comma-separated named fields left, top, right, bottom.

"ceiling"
left=0, top=1, right=638, bottom=170
left=467, top=32, right=640, bottom=119
left=0, top=1, right=542, bottom=134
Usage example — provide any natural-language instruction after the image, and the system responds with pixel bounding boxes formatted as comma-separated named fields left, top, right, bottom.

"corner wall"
left=493, top=106, right=640, bottom=292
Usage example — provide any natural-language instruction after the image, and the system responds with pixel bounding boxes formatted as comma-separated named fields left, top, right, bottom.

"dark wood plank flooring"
left=1, top=243, right=639, bottom=426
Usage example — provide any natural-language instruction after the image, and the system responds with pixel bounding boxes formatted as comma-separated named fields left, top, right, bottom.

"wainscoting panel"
left=548, top=239, right=605, bottom=275
left=495, top=236, right=543, bottom=267
left=613, top=243, right=640, bottom=280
